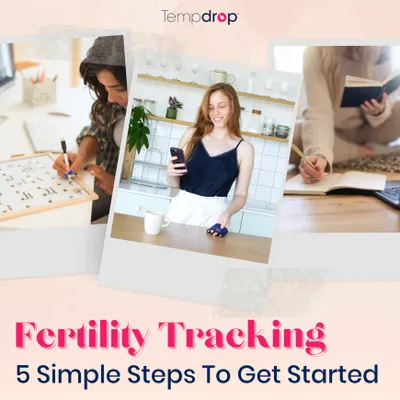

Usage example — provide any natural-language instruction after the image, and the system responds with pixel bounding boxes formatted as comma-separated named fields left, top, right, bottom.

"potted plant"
left=165, top=96, right=183, bottom=120
left=121, top=105, right=152, bottom=179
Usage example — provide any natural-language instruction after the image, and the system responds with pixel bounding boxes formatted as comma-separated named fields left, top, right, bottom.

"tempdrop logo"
left=161, top=9, right=239, bottom=26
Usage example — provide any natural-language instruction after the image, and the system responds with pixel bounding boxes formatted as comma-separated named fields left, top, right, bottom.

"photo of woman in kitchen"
left=165, top=83, right=254, bottom=236
left=105, top=44, right=302, bottom=265
left=52, top=35, right=128, bottom=221
left=291, top=46, right=400, bottom=184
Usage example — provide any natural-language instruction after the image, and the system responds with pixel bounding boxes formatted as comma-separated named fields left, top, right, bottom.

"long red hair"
left=184, top=83, right=242, bottom=159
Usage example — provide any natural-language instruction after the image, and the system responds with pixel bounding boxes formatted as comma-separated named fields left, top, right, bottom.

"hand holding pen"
left=292, top=144, right=328, bottom=185
left=52, top=139, right=87, bottom=179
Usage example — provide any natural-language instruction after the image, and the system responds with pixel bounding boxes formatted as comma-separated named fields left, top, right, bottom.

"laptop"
left=374, top=180, right=400, bottom=210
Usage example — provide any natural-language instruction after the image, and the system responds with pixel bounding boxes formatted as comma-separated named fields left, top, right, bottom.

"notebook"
left=340, top=70, right=400, bottom=108
left=284, top=171, right=386, bottom=196
left=24, top=117, right=81, bottom=153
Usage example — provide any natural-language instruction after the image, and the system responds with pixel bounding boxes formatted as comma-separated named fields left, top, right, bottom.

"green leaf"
left=143, top=134, right=149, bottom=149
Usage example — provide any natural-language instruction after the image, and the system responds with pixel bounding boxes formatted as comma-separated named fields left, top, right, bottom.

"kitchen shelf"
left=137, top=74, right=295, bottom=107
left=146, top=115, right=289, bottom=143
left=121, top=178, right=168, bottom=189
left=134, top=160, right=167, bottom=169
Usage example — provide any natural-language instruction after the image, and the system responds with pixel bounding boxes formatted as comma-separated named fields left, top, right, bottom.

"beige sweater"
left=301, top=46, right=395, bottom=166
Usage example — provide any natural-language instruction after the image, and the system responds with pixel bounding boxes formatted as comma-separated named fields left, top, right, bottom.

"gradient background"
left=1, top=0, right=400, bottom=398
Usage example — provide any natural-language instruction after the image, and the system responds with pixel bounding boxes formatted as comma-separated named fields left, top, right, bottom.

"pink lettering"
left=204, top=329, right=224, bottom=349
left=217, top=13, right=227, bottom=22
left=247, top=319, right=270, bottom=348
left=15, top=322, right=36, bottom=348
left=226, top=328, right=245, bottom=349
left=37, top=329, right=56, bottom=349
left=158, top=322, right=185, bottom=348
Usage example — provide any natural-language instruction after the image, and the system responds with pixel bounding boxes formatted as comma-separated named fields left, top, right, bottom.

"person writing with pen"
left=292, top=46, right=400, bottom=184
left=52, top=35, right=128, bottom=220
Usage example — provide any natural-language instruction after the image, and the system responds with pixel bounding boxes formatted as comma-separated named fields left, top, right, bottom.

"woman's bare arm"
left=218, top=141, right=254, bottom=228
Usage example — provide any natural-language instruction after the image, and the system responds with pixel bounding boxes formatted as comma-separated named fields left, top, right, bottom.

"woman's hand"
left=208, top=212, right=232, bottom=237
left=218, top=212, right=231, bottom=230
left=167, top=156, right=187, bottom=177
left=52, top=152, right=86, bottom=178
left=299, top=155, right=328, bottom=184
left=361, top=92, right=387, bottom=116
left=87, top=165, right=115, bottom=196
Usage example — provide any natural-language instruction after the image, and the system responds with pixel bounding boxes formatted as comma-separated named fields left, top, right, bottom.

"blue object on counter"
left=207, top=223, right=228, bottom=238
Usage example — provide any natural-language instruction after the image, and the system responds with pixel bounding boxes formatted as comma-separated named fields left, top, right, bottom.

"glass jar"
left=262, top=117, right=276, bottom=136
left=275, top=124, right=291, bottom=139
left=133, top=98, right=144, bottom=107
left=246, top=109, right=262, bottom=133
left=144, top=99, right=156, bottom=114
left=247, top=72, right=256, bottom=94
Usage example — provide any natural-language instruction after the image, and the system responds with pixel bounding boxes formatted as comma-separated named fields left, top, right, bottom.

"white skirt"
left=166, top=190, right=228, bottom=228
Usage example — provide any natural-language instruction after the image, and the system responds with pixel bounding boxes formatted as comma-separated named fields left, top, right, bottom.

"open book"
left=340, top=70, right=400, bottom=108
left=284, top=171, right=386, bottom=196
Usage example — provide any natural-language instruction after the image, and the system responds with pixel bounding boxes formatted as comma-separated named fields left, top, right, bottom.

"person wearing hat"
left=52, top=35, right=128, bottom=220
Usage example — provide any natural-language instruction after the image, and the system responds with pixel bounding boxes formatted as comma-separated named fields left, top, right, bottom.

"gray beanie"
left=82, top=35, right=125, bottom=67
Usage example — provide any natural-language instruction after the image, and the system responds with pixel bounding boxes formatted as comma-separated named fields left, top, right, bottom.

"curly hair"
left=79, top=62, right=127, bottom=129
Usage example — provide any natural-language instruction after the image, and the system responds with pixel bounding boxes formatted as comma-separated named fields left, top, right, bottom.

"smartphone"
left=170, top=147, right=186, bottom=170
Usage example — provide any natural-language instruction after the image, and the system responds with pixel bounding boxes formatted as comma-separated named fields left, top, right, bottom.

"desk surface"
left=0, top=75, right=95, bottom=230
left=111, top=213, right=272, bottom=264
left=280, top=167, right=400, bottom=233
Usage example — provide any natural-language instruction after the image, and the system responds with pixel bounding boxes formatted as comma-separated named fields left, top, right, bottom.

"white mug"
left=144, top=211, right=170, bottom=235
left=209, top=69, right=236, bottom=85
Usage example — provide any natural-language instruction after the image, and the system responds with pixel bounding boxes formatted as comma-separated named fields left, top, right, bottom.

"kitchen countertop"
left=111, top=213, right=271, bottom=264
left=119, top=180, right=278, bottom=214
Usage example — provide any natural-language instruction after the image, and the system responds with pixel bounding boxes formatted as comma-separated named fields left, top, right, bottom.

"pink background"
left=2, top=0, right=400, bottom=397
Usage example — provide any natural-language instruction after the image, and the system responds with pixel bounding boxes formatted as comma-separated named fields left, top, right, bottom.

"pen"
left=39, top=69, right=46, bottom=83
left=60, top=138, right=72, bottom=184
left=291, top=143, right=316, bottom=170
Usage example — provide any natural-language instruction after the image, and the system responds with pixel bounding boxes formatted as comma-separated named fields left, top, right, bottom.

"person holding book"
left=52, top=35, right=128, bottom=220
left=166, top=83, right=254, bottom=235
left=292, top=46, right=400, bottom=184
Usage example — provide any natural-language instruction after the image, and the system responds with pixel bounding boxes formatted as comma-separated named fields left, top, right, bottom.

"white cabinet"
left=229, top=211, right=243, bottom=233
left=239, top=212, right=275, bottom=238
left=114, top=190, right=275, bottom=238
left=115, top=190, right=171, bottom=217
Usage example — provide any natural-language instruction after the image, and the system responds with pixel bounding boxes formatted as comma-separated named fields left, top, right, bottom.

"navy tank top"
left=180, top=139, right=243, bottom=197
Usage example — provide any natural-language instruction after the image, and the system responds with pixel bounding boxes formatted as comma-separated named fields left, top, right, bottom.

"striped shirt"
left=76, top=104, right=126, bottom=176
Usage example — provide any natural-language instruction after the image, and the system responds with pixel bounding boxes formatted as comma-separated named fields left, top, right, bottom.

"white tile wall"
left=260, top=154, right=277, bottom=171
left=130, top=121, right=290, bottom=207
left=259, top=170, right=275, bottom=187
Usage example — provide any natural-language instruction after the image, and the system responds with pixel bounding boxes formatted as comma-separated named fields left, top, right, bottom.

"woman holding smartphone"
left=292, top=46, right=400, bottom=184
left=166, top=83, right=255, bottom=234
left=52, top=35, right=128, bottom=220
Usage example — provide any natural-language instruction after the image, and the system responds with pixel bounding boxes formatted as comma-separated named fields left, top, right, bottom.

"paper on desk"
left=285, top=171, right=386, bottom=195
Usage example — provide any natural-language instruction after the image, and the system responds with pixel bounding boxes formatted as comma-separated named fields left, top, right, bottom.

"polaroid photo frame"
left=268, top=40, right=400, bottom=281
left=0, top=29, right=133, bottom=279
left=98, top=32, right=303, bottom=304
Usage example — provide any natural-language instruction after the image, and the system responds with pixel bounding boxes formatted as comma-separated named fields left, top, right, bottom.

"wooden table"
left=279, top=166, right=400, bottom=233
left=111, top=213, right=272, bottom=264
